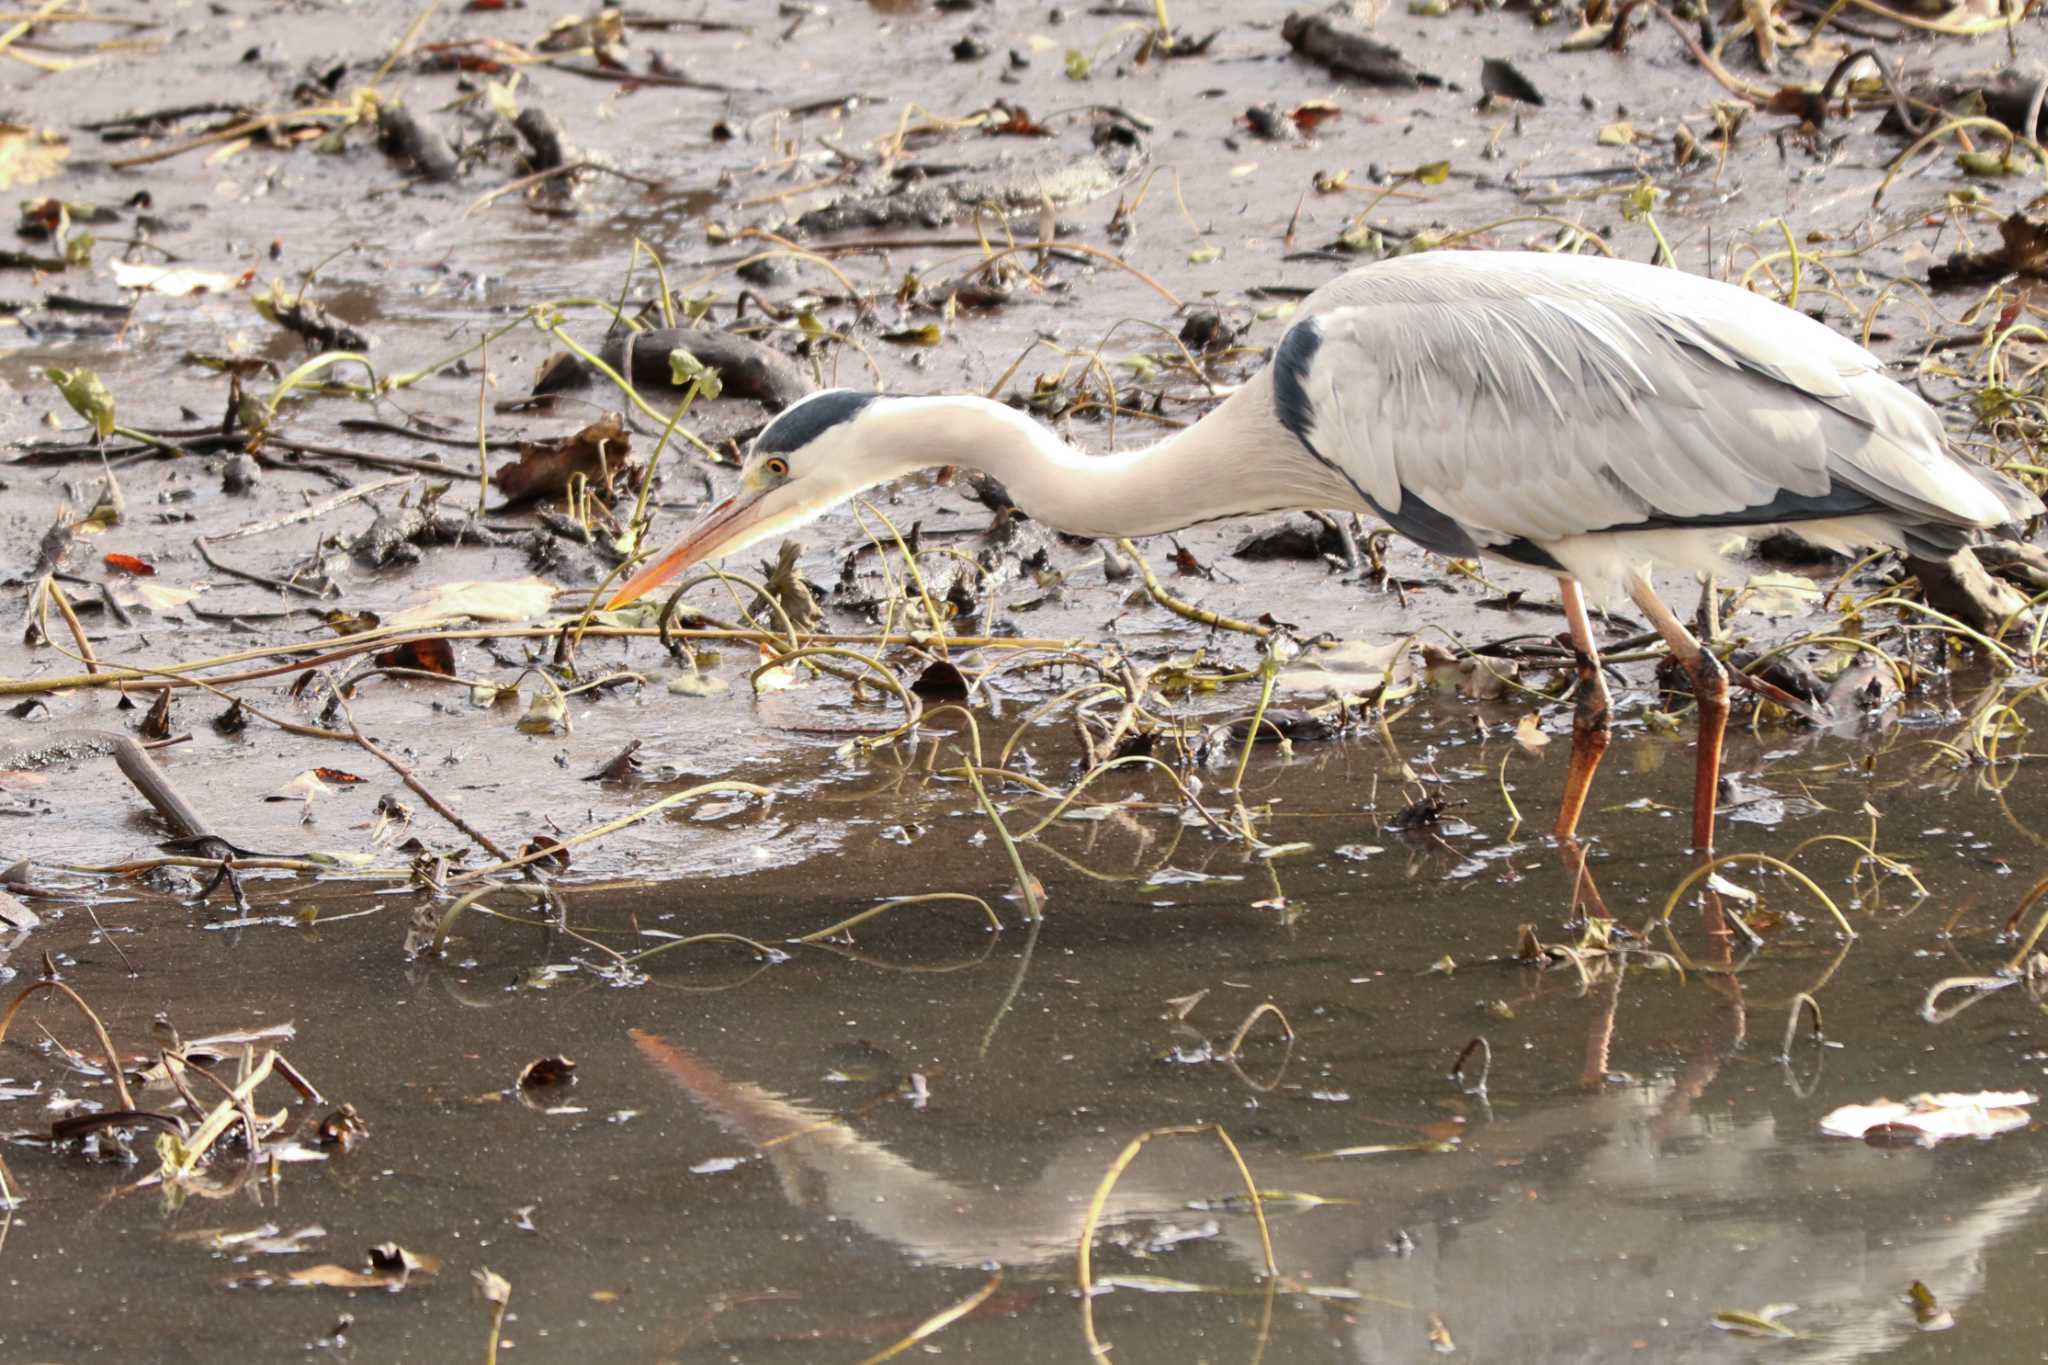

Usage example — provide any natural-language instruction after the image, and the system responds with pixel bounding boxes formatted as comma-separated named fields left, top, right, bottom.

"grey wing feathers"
left=1284, top=252, right=2032, bottom=565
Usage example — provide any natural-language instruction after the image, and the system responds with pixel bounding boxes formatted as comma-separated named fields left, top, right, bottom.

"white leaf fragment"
left=1818, top=1091, right=2036, bottom=1145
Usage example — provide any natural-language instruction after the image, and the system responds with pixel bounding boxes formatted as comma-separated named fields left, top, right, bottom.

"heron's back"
left=1271, top=250, right=2038, bottom=593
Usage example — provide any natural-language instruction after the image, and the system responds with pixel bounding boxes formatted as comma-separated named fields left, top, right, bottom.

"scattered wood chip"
left=1280, top=12, right=1435, bottom=89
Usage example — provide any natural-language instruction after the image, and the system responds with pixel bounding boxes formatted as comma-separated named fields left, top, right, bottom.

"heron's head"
left=607, top=389, right=905, bottom=607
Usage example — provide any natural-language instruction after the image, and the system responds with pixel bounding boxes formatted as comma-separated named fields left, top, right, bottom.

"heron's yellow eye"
left=763, top=457, right=789, bottom=479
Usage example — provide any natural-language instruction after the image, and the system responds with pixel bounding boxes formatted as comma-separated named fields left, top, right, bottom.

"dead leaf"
left=313, top=1104, right=368, bottom=1152
left=493, top=413, right=632, bottom=502
left=126, top=581, right=201, bottom=613
left=289, top=1264, right=407, bottom=1290
left=372, top=637, right=458, bottom=675
left=1288, top=99, right=1343, bottom=132
left=517, top=834, right=571, bottom=869
left=266, top=771, right=337, bottom=804
left=987, top=105, right=1054, bottom=136
left=910, top=660, right=970, bottom=700
left=109, top=259, right=244, bottom=296
left=0, top=124, right=69, bottom=192
left=1277, top=639, right=1412, bottom=702
left=1739, top=570, right=1823, bottom=619
left=1712, top=1305, right=1801, bottom=1337
left=386, top=577, right=561, bottom=629
left=1819, top=1091, right=2035, bottom=1146
left=141, top=690, right=174, bottom=741
left=515, top=690, right=567, bottom=735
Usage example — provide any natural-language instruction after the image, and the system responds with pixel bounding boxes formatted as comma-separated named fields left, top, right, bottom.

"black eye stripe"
left=753, top=390, right=880, bottom=454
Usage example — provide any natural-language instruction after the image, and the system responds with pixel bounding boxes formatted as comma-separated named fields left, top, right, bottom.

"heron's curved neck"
left=863, top=390, right=1353, bottom=538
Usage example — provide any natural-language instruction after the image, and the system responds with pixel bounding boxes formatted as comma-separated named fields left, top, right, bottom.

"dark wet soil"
left=5, top=0, right=2048, bottom=1360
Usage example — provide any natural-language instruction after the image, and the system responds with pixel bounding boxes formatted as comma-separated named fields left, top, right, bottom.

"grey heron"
left=609, top=250, right=2041, bottom=852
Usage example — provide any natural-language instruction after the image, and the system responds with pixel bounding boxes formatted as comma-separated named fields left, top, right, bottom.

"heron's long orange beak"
left=606, top=489, right=768, bottom=608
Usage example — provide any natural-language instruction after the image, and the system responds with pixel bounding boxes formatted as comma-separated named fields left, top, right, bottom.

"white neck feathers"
left=856, top=384, right=1359, bottom=539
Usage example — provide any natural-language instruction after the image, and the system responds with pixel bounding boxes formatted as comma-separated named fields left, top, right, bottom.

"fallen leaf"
left=517, top=834, right=571, bottom=869
left=1739, top=570, right=1823, bottom=618
left=126, top=581, right=201, bottom=613
left=1712, top=1305, right=1801, bottom=1337
left=1288, top=100, right=1342, bottom=132
left=387, top=578, right=559, bottom=628
left=266, top=771, right=336, bottom=804
left=313, top=1104, right=368, bottom=1152
left=372, top=637, right=458, bottom=675
left=1819, top=1091, right=2035, bottom=1145
left=288, top=1264, right=407, bottom=1290
left=1277, top=639, right=1412, bottom=702
left=0, top=123, right=69, bottom=192
left=109, top=260, right=243, bottom=296
left=173, top=1222, right=327, bottom=1255
left=492, top=413, right=633, bottom=503
left=515, top=690, right=567, bottom=735
left=751, top=663, right=801, bottom=693
left=669, top=672, right=729, bottom=697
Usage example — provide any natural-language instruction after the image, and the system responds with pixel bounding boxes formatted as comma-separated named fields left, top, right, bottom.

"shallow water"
left=6, top=699, right=2047, bottom=1362
left=4, top=0, right=2047, bottom=1359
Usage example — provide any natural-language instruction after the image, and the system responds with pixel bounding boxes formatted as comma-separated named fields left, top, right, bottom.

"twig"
left=1117, top=538, right=1271, bottom=637
left=0, top=0, right=72, bottom=56
left=43, top=576, right=98, bottom=675
left=325, top=685, right=513, bottom=862
left=271, top=437, right=476, bottom=480
left=370, top=0, right=442, bottom=88
left=0, top=625, right=1096, bottom=699
left=192, top=537, right=333, bottom=599
left=106, top=107, right=351, bottom=170
left=200, top=473, right=416, bottom=544
left=463, top=161, right=671, bottom=218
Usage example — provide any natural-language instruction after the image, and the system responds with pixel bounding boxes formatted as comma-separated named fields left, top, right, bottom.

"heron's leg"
left=1628, top=570, right=1731, bottom=853
left=1553, top=577, right=1612, bottom=842
left=1336, top=515, right=1364, bottom=572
